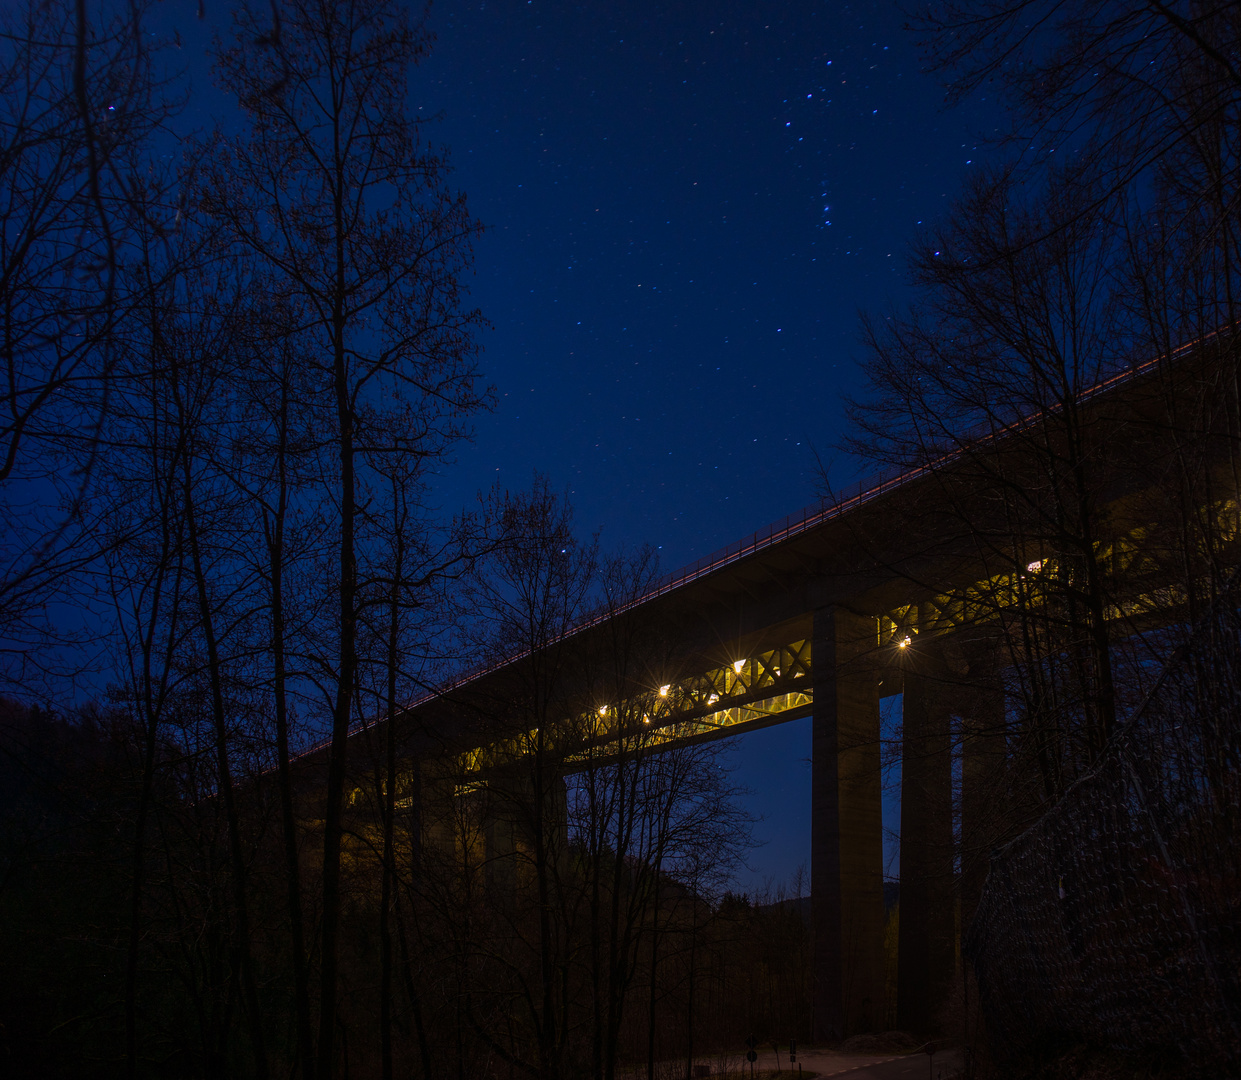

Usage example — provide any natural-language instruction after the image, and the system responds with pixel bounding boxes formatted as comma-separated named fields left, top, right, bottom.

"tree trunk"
left=380, top=485, right=405, bottom=1080
left=318, top=177, right=357, bottom=1079
left=183, top=455, right=269, bottom=1080
left=266, top=381, right=315, bottom=1080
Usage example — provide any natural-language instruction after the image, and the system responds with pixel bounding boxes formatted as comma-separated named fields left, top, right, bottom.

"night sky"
left=167, top=0, right=1003, bottom=892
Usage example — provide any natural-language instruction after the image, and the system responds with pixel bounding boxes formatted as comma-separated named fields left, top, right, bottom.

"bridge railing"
left=630, top=324, right=1208, bottom=608
left=292, top=465, right=921, bottom=761
left=306, top=333, right=1215, bottom=758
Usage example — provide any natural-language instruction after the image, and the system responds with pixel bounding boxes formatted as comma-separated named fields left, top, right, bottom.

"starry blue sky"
left=413, top=0, right=1001, bottom=891
left=419, top=1, right=999, bottom=567
left=163, top=0, right=1002, bottom=892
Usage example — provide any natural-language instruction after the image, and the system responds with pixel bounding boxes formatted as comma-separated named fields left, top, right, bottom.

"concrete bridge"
left=347, top=344, right=1227, bottom=1041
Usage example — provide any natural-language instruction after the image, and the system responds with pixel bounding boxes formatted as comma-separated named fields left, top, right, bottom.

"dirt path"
left=690, top=1046, right=961, bottom=1080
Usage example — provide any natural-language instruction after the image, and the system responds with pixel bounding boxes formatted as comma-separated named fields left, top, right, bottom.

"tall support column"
left=491, top=768, right=568, bottom=893
left=897, top=640, right=956, bottom=1034
left=404, top=760, right=425, bottom=884
left=812, top=606, right=885, bottom=1041
left=484, top=780, right=518, bottom=895
left=960, top=651, right=1007, bottom=929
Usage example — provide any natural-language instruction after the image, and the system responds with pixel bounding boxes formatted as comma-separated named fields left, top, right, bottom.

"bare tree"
left=454, top=480, right=599, bottom=1080
left=418, top=483, right=754, bottom=1080
left=849, top=3, right=1241, bottom=820
left=844, top=4, right=1241, bottom=1061
left=917, top=1, right=1241, bottom=209
left=347, top=453, right=489, bottom=1080
left=850, top=168, right=1133, bottom=790
left=0, top=0, right=176, bottom=688
left=914, top=1, right=1241, bottom=468
left=205, top=2, right=488, bottom=1073
left=102, top=227, right=283, bottom=1076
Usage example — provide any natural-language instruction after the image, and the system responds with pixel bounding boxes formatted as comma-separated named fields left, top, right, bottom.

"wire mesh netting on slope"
left=966, top=596, right=1241, bottom=1071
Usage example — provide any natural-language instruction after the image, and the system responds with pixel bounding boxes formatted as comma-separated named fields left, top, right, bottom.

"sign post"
left=744, top=1033, right=758, bottom=1078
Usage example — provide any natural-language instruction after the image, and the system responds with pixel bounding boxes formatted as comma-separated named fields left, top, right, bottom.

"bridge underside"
left=396, top=400, right=1227, bottom=1040
left=334, top=347, right=1236, bottom=1044
left=441, top=601, right=1012, bottom=1040
left=808, top=605, right=1002, bottom=1040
